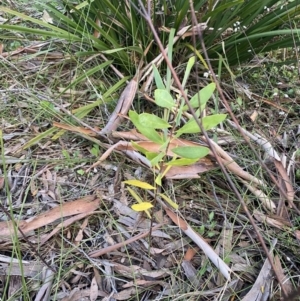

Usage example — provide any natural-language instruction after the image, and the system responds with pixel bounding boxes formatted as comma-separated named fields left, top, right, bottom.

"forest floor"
left=1, top=1, right=300, bottom=301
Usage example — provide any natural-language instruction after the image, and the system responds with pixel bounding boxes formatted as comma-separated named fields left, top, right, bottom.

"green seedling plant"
left=125, top=56, right=227, bottom=213
left=195, top=211, right=218, bottom=238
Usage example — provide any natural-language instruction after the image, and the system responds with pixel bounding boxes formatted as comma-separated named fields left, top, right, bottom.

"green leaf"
left=183, top=83, right=216, bottom=111
left=176, top=119, right=201, bottom=134
left=131, top=141, right=150, bottom=155
left=177, top=114, right=227, bottom=134
left=202, top=114, right=227, bottom=130
left=123, top=180, right=156, bottom=190
left=129, top=111, right=163, bottom=144
left=159, top=193, right=179, bottom=210
left=146, top=151, right=160, bottom=161
left=153, top=65, right=165, bottom=89
left=155, top=173, right=163, bottom=186
left=132, top=202, right=153, bottom=211
left=154, top=89, right=175, bottom=109
left=172, top=146, right=210, bottom=159
left=138, top=113, right=171, bottom=129
left=166, top=158, right=199, bottom=166
left=77, top=169, right=85, bottom=175
left=182, top=56, right=195, bottom=89
left=127, top=187, right=143, bottom=203
left=90, top=144, right=100, bottom=157
left=150, top=152, right=165, bottom=167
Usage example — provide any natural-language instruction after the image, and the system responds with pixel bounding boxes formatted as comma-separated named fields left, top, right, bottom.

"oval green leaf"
left=176, top=119, right=201, bottom=134
left=176, top=114, right=227, bottom=134
left=129, top=110, right=163, bottom=144
left=202, top=114, right=227, bottom=130
left=172, top=146, right=210, bottom=159
left=154, top=89, right=175, bottom=109
left=138, top=113, right=170, bottom=129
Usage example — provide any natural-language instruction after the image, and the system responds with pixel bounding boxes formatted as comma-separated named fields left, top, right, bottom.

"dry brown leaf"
left=0, top=195, right=99, bottom=239
left=34, top=269, right=54, bottom=301
left=254, top=209, right=287, bottom=230
left=113, top=262, right=167, bottom=279
left=122, top=279, right=168, bottom=288
left=40, top=211, right=98, bottom=245
left=163, top=160, right=216, bottom=179
left=181, top=260, right=200, bottom=288
left=218, top=223, right=233, bottom=254
left=242, top=240, right=276, bottom=301
left=274, top=255, right=293, bottom=296
left=112, top=288, right=137, bottom=300
left=184, top=247, right=198, bottom=261
left=53, top=122, right=100, bottom=137
left=100, top=78, right=138, bottom=135
left=74, top=217, right=89, bottom=243
left=274, top=159, right=295, bottom=205
left=0, top=257, right=42, bottom=279
left=90, top=277, right=98, bottom=301
left=240, top=179, right=276, bottom=212
left=250, top=110, right=258, bottom=122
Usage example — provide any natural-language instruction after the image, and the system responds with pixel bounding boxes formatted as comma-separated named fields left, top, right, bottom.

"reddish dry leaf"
left=0, top=177, right=4, bottom=189
left=184, top=247, right=198, bottom=261
left=53, top=122, right=100, bottom=137
left=274, top=255, right=293, bottom=296
left=0, top=195, right=99, bottom=239
left=163, top=160, right=216, bottom=179
left=165, top=209, right=188, bottom=230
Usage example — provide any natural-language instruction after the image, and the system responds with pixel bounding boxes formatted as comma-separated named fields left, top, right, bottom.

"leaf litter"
left=1, top=12, right=300, bottom=301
